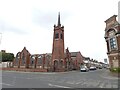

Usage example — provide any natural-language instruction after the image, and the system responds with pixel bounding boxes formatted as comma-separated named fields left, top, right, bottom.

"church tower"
left=52, top=13, right=65, bottom=71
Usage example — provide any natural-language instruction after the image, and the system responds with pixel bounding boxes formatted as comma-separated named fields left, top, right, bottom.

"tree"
left=1, top=52, right=14, bottom=62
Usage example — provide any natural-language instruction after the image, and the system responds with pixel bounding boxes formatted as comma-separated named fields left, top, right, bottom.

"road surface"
left=1, top=69, right=119, bottom=89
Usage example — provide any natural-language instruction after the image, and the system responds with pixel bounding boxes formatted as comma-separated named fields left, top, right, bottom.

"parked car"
left=80, top=66, right=89, bottom=72
left=98, top=66, right=102, bottom=69
left=89, top=66, right=96, bottom=70
left=106, top=66, right=110, bottom=69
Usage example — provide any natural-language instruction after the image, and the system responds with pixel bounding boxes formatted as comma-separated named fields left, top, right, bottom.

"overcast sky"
left=0, top=0, right=119, bottom=62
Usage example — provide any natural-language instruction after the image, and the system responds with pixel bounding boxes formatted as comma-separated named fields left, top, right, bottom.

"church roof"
left=70, top=52, right=79, bottom=57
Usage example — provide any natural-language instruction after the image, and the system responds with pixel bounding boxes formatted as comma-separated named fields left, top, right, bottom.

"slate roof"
left=70, top=52, right=78, bottom=57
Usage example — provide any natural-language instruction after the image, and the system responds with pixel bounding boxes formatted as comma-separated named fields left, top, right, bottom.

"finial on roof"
left=23, top=47, right=26, bottom=49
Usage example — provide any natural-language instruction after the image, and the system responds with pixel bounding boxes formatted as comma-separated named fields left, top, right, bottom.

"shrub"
left=1, top=52, right=14, bottom=62
left=110, top=67, right=120, bottom=73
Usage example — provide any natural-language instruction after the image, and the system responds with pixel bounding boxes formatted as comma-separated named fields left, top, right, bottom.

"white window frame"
left=109, top=36, right=118, bottom=51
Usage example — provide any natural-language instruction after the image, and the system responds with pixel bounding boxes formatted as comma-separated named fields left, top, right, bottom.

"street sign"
left=104, top=59, right=107, bottom=63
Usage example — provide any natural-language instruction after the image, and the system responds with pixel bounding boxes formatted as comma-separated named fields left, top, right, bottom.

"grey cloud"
left=0, top=20, right=28, bottom=34
left=32, top=9, right=71, bottom=29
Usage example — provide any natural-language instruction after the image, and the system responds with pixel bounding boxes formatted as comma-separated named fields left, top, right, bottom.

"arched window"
left=60, top=60, right=63, bottom=67
left=37, top=55, right=43, bottom=66
left=15, top=52, right=20, bottom=66
left=108, top=29, right=117, bottom=50
left=60, top=33, right=63, bottom=39
left=45, top=55, right=51, bottom=66
left=22, top=53, right=25, bottom=65
left=110, top=37, right=117, bottom=49
left=30, top=57, right=35, bottom=65
left=55, top=33, right=59, bottom=39
left=54, top=60, right=58, bottom=67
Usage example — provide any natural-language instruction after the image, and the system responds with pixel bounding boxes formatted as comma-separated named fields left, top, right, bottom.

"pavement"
left=100, top=69, right=119, bottom=79
left=0, top=68, right=120, bottom=89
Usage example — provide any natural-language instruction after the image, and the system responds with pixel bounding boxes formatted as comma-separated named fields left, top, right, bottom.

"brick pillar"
left=12, top=58, right=15, bottom=68
left=18, top=53, right=21, bottom=68
left=26, top=54, right=30, bottom=68
left=43, top=54, right=45, bottom=69
left=34, top=55, right=38, bottom=68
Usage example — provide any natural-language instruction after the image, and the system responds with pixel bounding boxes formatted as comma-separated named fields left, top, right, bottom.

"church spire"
left=57, top=12, right=61, bottom=26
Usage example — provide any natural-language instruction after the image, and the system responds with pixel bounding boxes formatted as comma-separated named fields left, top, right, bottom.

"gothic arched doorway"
left=53, top=60, right=58, bottom=71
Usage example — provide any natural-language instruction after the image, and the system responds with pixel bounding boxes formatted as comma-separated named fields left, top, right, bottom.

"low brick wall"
left=54, top=68, right=65, bottom=72
left=1, top=68, right=48, bottom=72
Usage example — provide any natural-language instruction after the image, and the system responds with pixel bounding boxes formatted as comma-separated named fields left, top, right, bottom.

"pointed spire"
left=57, top=12, right=61, bottom=26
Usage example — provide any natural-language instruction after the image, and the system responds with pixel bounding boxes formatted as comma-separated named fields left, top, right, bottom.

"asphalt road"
left=1, top=69, right=120, bottom=89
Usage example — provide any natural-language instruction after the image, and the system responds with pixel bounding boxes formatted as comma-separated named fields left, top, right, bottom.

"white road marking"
left=48, top=83, right=71, bottom=88
left=99, top=83, right=105, bottom=88
left=0, top=83, right=13, bottom=86
left=76, top=81, right=83, bottom=84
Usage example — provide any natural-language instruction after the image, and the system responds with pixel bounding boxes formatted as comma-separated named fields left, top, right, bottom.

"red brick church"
left=13, top=13, right=84, bottom=72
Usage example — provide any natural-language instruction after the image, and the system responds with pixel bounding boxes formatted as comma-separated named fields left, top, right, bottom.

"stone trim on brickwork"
left=108, top=53, right=119, bottom=56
